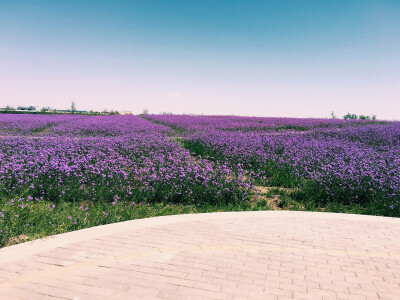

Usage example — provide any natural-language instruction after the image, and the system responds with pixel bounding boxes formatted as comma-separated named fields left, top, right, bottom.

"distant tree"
left=372, top=115, right=377, bottom=120
left=142, top=108, right=149, bottom=115
left=71, top=101, right=76, bottom=113
left=330, top=111, right=337, bottom=119
left=343, top=113, right=358, bottom=120
left=4, top=105, right=15, bottom=112
left=359, top=115, right=370, bottom=120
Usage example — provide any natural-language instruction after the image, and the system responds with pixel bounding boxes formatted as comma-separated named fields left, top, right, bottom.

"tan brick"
left=157, top=288, right=186, bottom=300
left=307, top=287, right=337, bottom=298
left=247, top=290, right=278, bottom=299
left=279, top=282, right=307, bottom=293
left=263, top=286, right=293, bottom=297
left=0, top=287, right=45, bottom=300
left=202, top=290, right=234, bottom=299
left=377, top=293, right=400, bottom=300
left=211, top=278, right=238, bottom=289
left=194, top=281, right=222, bottom=292
left=0, top=211, right=399, bottom=299
left=226, top=274, right=253, bottom=284
left=305, top=275, right=333, bottom=285
left=293, top=291, right=323, bottom=300
left=320, top=281, right=349, bottom=293
left=336, top=291, right=366, bottom=300
left=348, top=287, right=379, bottom=298
left=240, top=270, right=265, bottom=280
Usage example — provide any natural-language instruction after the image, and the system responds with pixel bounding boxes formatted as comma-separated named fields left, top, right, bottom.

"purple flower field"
left=147, top=115, right=400, bottom=214
left=147, top=114, right=386, bottom=132
left=0, top=113, right=398, bottom=245
left=0, top=115, right=249, bottom=206
left=0, top=114, right=84, bottom=136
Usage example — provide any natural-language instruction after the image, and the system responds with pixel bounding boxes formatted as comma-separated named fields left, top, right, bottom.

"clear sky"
left=1, top=0, right=399, bottom=119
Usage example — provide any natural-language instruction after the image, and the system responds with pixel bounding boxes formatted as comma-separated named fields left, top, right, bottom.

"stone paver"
left=0, top=211, right=400, bottom=299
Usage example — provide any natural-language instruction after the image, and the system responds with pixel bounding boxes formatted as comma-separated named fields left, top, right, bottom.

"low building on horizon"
left=17, top=105, right=37, bottom=111
left=119, top=111, right=133, bottom=115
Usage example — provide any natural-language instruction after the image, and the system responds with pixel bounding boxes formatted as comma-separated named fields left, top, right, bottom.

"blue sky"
left=1, top=0, right=399, bottom=119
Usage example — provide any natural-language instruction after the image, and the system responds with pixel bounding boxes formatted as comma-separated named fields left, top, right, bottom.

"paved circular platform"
left=0, top=211, right=399, bottom=300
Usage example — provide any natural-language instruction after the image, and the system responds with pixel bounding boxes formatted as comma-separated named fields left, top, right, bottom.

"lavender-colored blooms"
left=146, top=114, right=386, bottom=132
left=0, top=114, right=84, bottom=136
left=0, top=115, right=250, bottom=208
left=1, top=113, right=399, bottom=215
left=146, top=115, right=400, bottom=210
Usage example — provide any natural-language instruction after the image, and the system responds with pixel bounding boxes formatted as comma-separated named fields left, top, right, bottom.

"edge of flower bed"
left=1, top=210, right=399, bottom=265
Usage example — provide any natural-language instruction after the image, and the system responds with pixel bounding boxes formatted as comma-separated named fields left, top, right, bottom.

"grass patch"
left=0, top=198, right=271, bottom=248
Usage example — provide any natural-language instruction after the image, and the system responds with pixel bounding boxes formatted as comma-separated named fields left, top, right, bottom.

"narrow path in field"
left=1, top=211, right=399, bottom=299
left=139, top=115, right=300, bottom=211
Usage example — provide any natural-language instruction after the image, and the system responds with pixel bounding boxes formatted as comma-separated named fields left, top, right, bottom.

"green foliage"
left=343, top=113, right=377, bottom=120
left=71, top=101, right=76, bottom=113
left=343, top=113, right=358, bottom=120
left=87, top=110, right=101, bottom=115
left=0, top=197, right=274, bottom=247
left=5, top=105, right=16, bottom=112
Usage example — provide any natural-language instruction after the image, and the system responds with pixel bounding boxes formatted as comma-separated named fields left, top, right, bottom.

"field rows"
left=0, top=114, right=399, bottom=246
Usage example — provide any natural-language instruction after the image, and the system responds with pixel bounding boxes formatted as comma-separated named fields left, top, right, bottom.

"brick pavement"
left=0, top=211, right=399, bottom=299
